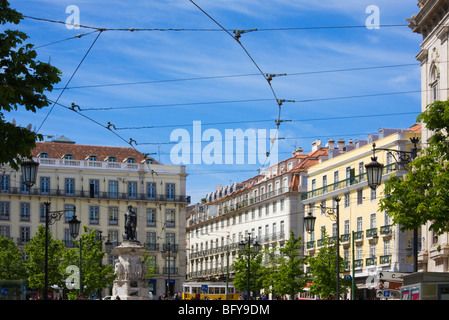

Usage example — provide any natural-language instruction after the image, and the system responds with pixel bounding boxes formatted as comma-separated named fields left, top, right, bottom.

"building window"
left=64, top=205, right=75, bottom=223
left=166, top=209, right=175, bottom=227
left=65, top=178, right=75, bottom=196
left=370, top=188, right=376, bottom=201
left=0, top=202, right=10, bottom=220
left=430, top=64, right=439, bottom=102
left=147, top=208, right=156, bottom=227
left=356, top=217, right=363, bottom=232
left=20, top=227, right=31, bottom=245
left=166, top=183, right=175, bottom=201
left=370, top=213, right=377, bottom=229
left=147, top=182, right=156, bottom=200
left=146, top=232, right=157, bottom=250
left=344, top=220, right=350, bottom=235
left=40, top=177, right=50, bottom=194
left=89, top=206, right=99, bottom=224
left=344, top=193, right=350, bottom=208
left=40, top=203, right=46, bottom=222
left=109, top=180, right=118, bottom=198
left=20, top=202, right=31, bottom=221
left=128, top=181, right=137, bottom=199
left=89, top=179, right=99, bottom=198
left=1, top=175, right=9, bottom=192
left=357, top=189, right=363, bottom=205
left=0, top=225, right=10, bottom=238
left=108, top=206, right=119, bottom=225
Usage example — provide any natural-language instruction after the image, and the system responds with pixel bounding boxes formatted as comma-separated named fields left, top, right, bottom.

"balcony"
left=5, top=187, right=190, bottom=204
left=380, top=225, right=392, bottom=236
left=301, top=163, right=397, bottom=201
left=366, top=228, right=378, bottom=239
left=217, top=187, right=298, bottom=216
left=366, top=257, right=377, bottom=266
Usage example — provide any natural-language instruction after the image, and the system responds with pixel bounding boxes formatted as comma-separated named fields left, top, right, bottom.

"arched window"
left=430, top=63, right=439, bottom=102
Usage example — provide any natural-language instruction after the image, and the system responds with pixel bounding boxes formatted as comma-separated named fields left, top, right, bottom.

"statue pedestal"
left=111, top=240, right=150, bottom=300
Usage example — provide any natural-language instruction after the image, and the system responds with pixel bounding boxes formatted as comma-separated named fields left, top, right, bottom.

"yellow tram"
left=182, top=282, right=240, bottom=300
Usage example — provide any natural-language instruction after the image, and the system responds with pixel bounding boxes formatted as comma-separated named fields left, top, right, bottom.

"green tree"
left=307, top=228, right=350, bottom=299
left=0, top=235, right=26, bottom=280
left=61, top=227, right=115, bottom=299
left=23, top=225, right=66, bottom=295
left=268, top=231, right=307, bottom=299
left=232, top=244, right=264, bottom=299
left=0, top=0, right=61, bottom=169
left=379, top=100, right=449, bottom=234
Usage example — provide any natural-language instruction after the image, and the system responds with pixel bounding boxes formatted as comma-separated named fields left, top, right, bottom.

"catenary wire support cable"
left=36, top=30, right=104, bottom=133
left=189, top=0, right=289, bottom=170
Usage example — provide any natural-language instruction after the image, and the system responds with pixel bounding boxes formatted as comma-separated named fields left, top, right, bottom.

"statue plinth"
left=111, top=240, right=150, bottom=300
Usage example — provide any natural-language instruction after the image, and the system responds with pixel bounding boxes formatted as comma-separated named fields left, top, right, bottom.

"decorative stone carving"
left=111, top=240, right=150, bottom=300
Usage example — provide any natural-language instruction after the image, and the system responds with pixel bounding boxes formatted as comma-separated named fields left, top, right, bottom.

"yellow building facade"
left=302, top=126, right=421, bottom=299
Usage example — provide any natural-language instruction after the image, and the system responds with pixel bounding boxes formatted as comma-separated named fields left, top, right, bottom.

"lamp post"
left=238, top=233, right=261, bottom=300
left=161, top=243, right=178, bottom=298
left=68, top=212, right=82, bottom=296
left=364, top=137, right=420, bottom=272
left=304, top=198, right=341, bottom=299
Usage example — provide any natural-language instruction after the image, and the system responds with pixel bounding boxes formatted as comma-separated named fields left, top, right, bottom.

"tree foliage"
left=307, top=228, right=350, bottom=299
left=23, top=225, right=66, bottom=292
left=266, top=231, right=307, bottom=299
left=0, top=0, right=61, bottom=169
left=232, top=244, right=264, bottom=298
left=60, top=227, right=115, bottom=297
left=0, top=235, right=26, bottom=280
left=379, top=100, right=449, bottom=234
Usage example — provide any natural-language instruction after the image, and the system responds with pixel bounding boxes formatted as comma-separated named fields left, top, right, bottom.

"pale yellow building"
left=0, top=136, right=189, bottom=298
left=302, top=126, right=421, bottom=300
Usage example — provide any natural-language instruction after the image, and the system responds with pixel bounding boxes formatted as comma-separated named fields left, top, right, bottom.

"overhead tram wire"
left=78, top=88, right=422, bottom=112
left=22, top=15, right=408, bottom=33
left=53, top=63, right=419, bottom=91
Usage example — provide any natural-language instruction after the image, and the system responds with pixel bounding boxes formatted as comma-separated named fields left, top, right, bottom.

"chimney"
left=327, top=138, right=335, bottom=150
left=311, top=139, right=322, bottom=152
left=337, top=139, right=345, bottom=150
left=292, top=147, right=303, bottom=156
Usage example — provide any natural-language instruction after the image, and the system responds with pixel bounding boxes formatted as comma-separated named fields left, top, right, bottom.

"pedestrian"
left=115, top=295, right=121, bottom=300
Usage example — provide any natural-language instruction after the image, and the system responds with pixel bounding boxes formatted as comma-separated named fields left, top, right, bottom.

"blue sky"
left=5, top=0, right=422, bottom=203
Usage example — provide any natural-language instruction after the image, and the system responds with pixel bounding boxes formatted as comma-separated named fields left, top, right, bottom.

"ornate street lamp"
left=304, top=212, right=317, bottom=233
left=365, top=137, right=420, bottom=190
left=21, top=157, right=39, bottom=188
left=365, top=155, right=384, bottom=190
left=68, top=213, right=81, bottom=239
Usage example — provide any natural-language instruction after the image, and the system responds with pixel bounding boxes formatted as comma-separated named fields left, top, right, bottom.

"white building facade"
left=408, top=0, right=449, bottom=273
left=185, top=143, right=328, bottom=298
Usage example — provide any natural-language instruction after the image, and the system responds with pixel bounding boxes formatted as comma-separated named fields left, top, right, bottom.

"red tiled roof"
left=32, top=141, right=161, bottom=164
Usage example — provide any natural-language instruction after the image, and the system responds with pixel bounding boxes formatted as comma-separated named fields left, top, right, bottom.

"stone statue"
left=124, top=205, right=137, bottom=241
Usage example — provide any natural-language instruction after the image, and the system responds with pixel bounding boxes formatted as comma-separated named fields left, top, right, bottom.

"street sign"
left=366, top=275, right=378, bottom=289
left=201, top=285, right=208, bottom=292
left=383, top=290, right=390, bottom=298
left=378, top=272, right=407, bottom=281
left=376, top=290, right=383, bottom=298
